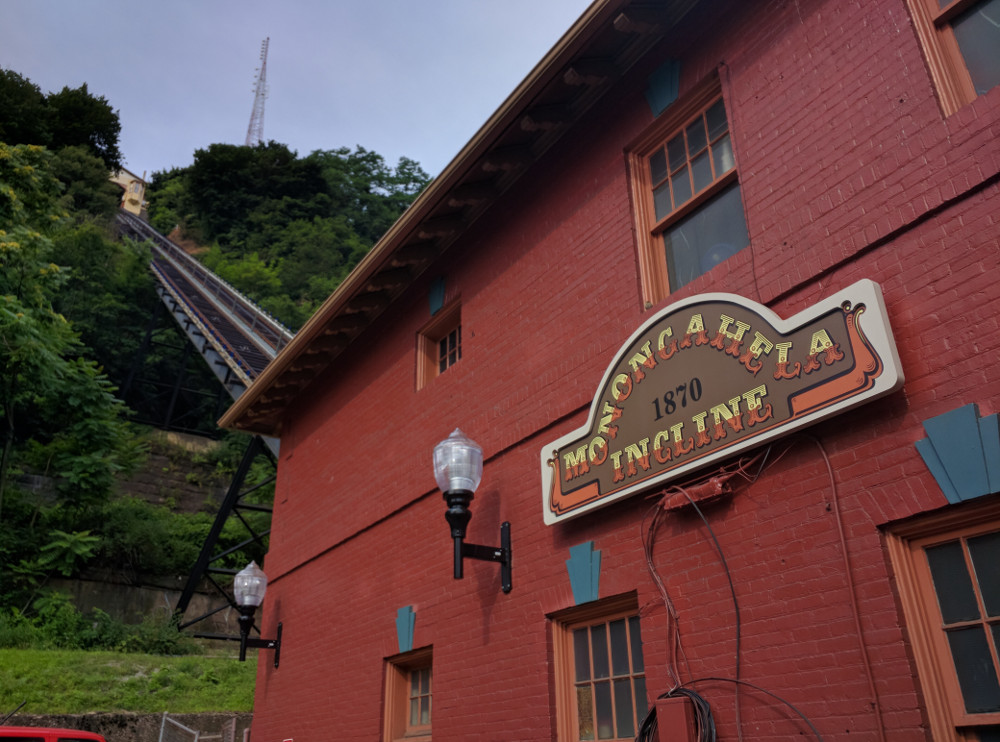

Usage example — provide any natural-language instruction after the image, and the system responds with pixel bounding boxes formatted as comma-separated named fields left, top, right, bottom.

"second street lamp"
left=433, top=428, right=512, bottom=593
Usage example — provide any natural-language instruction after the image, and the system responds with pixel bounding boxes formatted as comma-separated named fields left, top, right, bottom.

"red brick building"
left=220, top=0, right=1000, bottom=739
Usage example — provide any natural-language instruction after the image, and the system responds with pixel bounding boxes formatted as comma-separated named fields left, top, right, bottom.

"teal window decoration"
left=645, top=60, right=681, bottom=117
left=429, top=276, right=446, bottom=316
left=916, top=403, right=1000, bottom=504
left=567, top=541, right=602, bottom=605
left=396, top=605, right=416, bottom=654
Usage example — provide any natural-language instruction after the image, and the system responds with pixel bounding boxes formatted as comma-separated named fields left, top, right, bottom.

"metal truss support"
left=174, top=435, right=275, bottom=638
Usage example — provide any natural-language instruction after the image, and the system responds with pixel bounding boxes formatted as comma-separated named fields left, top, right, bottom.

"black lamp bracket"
left=444, top=489, right=512, bottom=593
left=237, top=607, right=282, bottom=668
left=462, top=522, right=512, bottom=593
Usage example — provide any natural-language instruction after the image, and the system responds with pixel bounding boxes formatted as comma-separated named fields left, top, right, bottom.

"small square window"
left=384, top=647, right=433, bottom=742
left=552, top=595, right=647, bottom=742
left=417, top=301, right=462, bottom=390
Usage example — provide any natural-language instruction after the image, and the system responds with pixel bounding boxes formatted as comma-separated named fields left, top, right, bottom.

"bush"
left=0, top=598, right=198, bottom=655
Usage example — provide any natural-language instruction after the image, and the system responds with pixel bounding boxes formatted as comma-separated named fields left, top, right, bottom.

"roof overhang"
left=220, top=0, right=701, bottom=436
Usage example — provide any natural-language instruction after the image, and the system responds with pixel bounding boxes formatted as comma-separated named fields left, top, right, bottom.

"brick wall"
left=248, top=0, right=1000, bottom=739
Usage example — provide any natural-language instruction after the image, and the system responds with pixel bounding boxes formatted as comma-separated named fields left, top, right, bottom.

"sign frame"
left=540, top=279, right=904, bottom=525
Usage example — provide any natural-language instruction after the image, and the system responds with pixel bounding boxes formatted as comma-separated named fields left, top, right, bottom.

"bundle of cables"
left=635, top=687, right=717, bottom=742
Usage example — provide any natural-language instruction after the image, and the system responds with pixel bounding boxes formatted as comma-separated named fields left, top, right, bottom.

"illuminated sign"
left=540, top=279, right=903, bottom=524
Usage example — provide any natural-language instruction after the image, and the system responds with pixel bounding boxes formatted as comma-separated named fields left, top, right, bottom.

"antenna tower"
left=245, top=37, right=269, bottom=146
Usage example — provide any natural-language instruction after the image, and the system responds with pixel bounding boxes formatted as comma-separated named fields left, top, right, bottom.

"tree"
left=49, top=145, right=122, bottom=219
left=0, top=69, right=49, bottom=146
left=0, top=143, right=136, bottom=521
left=307, top=147, right=430, bottom=244
left=0, top=68, right=123, bottom=172
left=45, top=83, right=123, bottom=172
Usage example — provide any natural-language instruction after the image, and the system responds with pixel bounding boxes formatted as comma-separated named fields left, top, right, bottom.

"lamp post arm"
left=459, top=522, right=512, bottom=593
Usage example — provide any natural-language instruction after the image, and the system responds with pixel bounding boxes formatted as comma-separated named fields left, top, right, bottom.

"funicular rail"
left=116, top=211, right=293, bottom=385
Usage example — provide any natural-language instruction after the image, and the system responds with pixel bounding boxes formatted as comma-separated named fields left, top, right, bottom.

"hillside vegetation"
left=0, top=65, right=429, bottom=702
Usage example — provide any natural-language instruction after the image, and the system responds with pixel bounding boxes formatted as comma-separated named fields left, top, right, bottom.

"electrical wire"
left=804, top=434, right=887, bottom=742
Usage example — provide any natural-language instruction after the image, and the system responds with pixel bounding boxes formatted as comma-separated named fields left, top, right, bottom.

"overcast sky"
left=1, top=0, right=594, bottom=179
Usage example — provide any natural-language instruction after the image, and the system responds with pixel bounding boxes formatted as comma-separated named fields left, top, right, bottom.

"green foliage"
left=49, top=145, right=122, bottom=219
left=145, top=142, right=430, bottom=329
left=0, top=647, right=256, bottom=713
left=37, top=529, right=100, bottom=577
left=0, top=69, right=50, bottom=146
left=146, top=167, right=191, bottom=235
left=0, top=602, right=199, bottom=655
left=0, top=69, right=123, bottom=171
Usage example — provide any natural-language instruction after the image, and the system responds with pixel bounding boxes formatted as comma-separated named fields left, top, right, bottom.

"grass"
left=0, top=648, right=257, bottom=714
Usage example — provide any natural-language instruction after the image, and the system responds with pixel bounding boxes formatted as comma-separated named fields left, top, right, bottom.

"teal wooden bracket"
left=396, top=605, right=415, bottom=654
left=566, top=541, right=602, bottom=605
left=645, top=60, right=681, bottom=117
left=429, top=277, right=445, bottom=316
left=916, top=403, right=1000, bottom=504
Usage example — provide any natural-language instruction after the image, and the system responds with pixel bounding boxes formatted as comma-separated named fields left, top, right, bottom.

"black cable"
left=686, top=677, right=825, bottom=741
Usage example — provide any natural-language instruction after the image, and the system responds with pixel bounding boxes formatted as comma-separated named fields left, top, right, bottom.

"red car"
left=0, top=728, right=106, bottom=742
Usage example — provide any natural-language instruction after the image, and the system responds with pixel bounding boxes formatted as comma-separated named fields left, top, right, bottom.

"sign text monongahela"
left=540, top=279, right=903, bottom=524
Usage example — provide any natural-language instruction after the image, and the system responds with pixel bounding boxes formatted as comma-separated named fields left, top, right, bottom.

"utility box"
left=656, top=695, right=697, bottom=742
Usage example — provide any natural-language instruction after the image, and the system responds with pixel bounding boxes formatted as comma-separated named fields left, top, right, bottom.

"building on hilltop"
left=109, top=166, right=146, bottom=217
left=219, top=0, right=1000, bottom=740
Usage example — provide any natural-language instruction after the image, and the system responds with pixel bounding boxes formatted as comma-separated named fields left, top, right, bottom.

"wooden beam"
left=521, top=104, right=573, bottom=132
left=367, top=267, right=413, bottom=290
left=417, top=217, right=464, bottom=240
left=447, top=182, right=499, bottom=207
left=613, top=7, right=665, bottom=34
left=392, top=241, right=439, bottom=266
left=481, top=146, right=534, bottom=173
left=563, top=58, right=617, bottom=87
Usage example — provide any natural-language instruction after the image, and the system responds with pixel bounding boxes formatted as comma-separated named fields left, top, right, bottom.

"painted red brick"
left=244, top=0, right=1000, bottom=739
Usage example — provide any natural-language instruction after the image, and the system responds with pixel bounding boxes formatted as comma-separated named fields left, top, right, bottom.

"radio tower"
left=245, top=37, right=269, bottom=146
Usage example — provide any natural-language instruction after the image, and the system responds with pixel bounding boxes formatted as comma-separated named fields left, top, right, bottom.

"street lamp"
left=434, top=429, right=512, bottom=593
left=233, top=561, right=282, bottom=667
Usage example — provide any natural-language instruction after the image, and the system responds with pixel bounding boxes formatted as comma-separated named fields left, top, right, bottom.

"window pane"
left=410, top=697, right=420, bottom=726
left=595, top=681, right=615, bottom=740
left=946, top=626, right=1000, bottom=712
left=952, top=0, right=1000, bottom=96
left=691, top=151, right=713, bottom=193
left=969, top=531, right=1000, bottom=616
left=634, top=675, right=648, bottom=720
left=927, top=541, right=981, bottom=623
left=705, top=99, right=728, bottom=140
left=671, top=169, right=692, bottom=208
left=629, top=616, right=644, bottom=673
left=577, top=685, right=595, bottom=740
left=685, top=118, right=707, bottom=156
left=614, top=677, right=636, bottom=738
left=649, top=148, right=668, bottom=186
left=653, top=182, right=673, bottom=221
left=663, top=183, right=749, bottom=292
left=421, top=695, right=431, bottom=725
left=574, top=628, right=592, bottom=682
left=609, top=618, right=630, bottom=676
left=713, top=133, right=735, bottom=175
left=667, top=134, right=686, bottom=172
left=591, top=624, right=610, bottom=679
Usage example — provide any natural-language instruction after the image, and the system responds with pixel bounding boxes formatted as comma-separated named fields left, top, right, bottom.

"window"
left=628, top=78, right=749, bottom=305
left=908, top=0, right=1000, bottom=114
left=887, top=497, right=1000, bottom=742
left=417, top=301, right=461, bottom=389
left=552, top=595, right=647, bottom=742
left=384, top=647, right=432, bottom=742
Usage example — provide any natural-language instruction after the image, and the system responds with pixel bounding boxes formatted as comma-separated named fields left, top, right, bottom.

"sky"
left=1, top=0, right=594, bottom=180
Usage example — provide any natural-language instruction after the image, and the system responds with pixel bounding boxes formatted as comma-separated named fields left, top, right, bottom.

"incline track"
left=117, top=211, right=293, bottom=394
